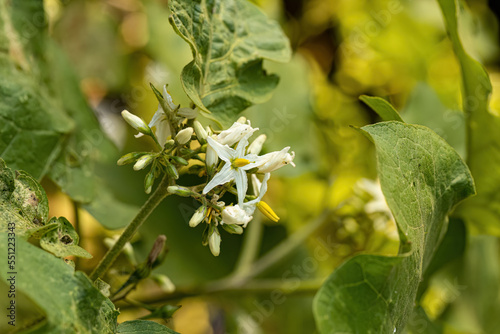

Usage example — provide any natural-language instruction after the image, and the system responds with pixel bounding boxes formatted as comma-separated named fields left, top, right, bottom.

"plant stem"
left=89, top=174, right=172, bottom=281
left=232, top=215, right=263, bottom=278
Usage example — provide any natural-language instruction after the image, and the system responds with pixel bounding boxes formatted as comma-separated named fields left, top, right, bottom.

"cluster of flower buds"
left=119, top=84, right=205, bottom=193
left=120, top=84, right=295, bottom=256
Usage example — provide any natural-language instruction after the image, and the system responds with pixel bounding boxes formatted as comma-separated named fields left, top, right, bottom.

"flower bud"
left=122, top=110, right=151, bottom=135
left=205, top=143, right=218, bottom=171
left=175, top=127, right=194, bottom=145
left=221, top=223, right=243, bottom=234
left=247, top=134, right=267, bottom=155
left=236, top=116, right=247, bottom=124
left=117, top=152, right=143, bottom=166
left=193, top=120, right=207, bottom=144
left=133, top=155, right=154, bottom=171
left=189, top=205, right=207, bottom=227
left=167, top=185, right=193, bottom=197
left=170, top=155, right=188, bottom=166
left=166, top=163, right=179, bottom=179
left=144, top=171, right=155, bottom=194
left=208, top=226, right=221, bottom=256
left=164, top=139, right=175, bottom=150
left=151, top=274, right=176, bottom=293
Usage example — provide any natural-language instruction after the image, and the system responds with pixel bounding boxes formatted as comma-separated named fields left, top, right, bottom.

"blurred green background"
left=39, top=0, right=500, bottom=333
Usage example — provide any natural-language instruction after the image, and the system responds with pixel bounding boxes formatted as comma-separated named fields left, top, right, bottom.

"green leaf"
left=117, top=320, right=179, bottom=333
left=0, top=159, right=52, bottom=236
left=0, top=0, right=74, bottom=180
left=0, top=234, right=119, bottom=333
left=40, top=217, right=93, bottom=259
left=313, top=122, right=475, bottom=333
left=45, top=42, right=118, bottom=203
left=360, top=95, right=404, bottom=122
left=169, top=0, right=291, bottom=124
left=437, top=0, right=500, bottom=235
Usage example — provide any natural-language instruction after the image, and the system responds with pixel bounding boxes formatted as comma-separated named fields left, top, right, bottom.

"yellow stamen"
left=256, top=201, right=280, bottom=222
left=232, top=158, right=251, bottom=168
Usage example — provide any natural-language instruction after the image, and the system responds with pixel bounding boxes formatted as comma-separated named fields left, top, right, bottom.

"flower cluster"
left=119, top=84, right=295, bottom=256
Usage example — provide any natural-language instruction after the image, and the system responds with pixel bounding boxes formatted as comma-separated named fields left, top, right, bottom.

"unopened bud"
left=194, top=120, right=207, bottom=144
left=122, top=110, right=151, bottom=135
left=175, top=127, right=194, bottom=145
left=166, top=164, right=179, bottom=179
left=208, top=226, right=221, bottom=256
left=170, top=155, right=188, bottom=166
left=117, top=152, right=143, bottom=166
left=151, top=274, right=176, bottom=293
left=164, top=139, right=175, bottom=150
left=190, top=206, right=207, bottom=227
left=248, top=134, right=267, bottom=155
left=206, top=144, right=218, bottom=171
left=144, top=171, right=155, bottom=194
left=236, top=116, right=247, bottom=124
left=167, top=186, right=193, bottom=197
left=133, top=155, right=154, bottom=171
left=221, top=223, right=243, bottom=235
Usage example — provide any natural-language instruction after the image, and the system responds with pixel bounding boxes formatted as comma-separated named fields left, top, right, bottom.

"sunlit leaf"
left=313, top=122, right=475, bottom=333
left=169, top=0, right=291, bottom=124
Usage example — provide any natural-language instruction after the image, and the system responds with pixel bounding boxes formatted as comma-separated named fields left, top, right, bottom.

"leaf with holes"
left=169, top=0, right=291, bottom=125
left=313, top=122, right=475, bottom=333
left=40, top=217, right=92, bottom=259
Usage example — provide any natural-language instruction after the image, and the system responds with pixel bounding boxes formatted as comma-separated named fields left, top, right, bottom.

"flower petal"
left=207, top=136, right=234, bottom=162
left=234, top=168, right=248, bottom=206
left=203, top=163, right=235, bottom=194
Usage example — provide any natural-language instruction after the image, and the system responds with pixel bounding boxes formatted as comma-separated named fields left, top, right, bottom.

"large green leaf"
left=437, top=0, right=500, bottom=235
left=0, top=235, right=119, bottom=333
left=169, top=0, right=291, bottom=124
left=313, top=122, right=475, bottom=333
left=117, top=320, right=179, bottom=333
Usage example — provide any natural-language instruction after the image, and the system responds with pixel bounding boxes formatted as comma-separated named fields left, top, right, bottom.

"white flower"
left=221, top=205, right=253, bottom=227
left=135, top=105, right=171, bottom=146
left=357, top=178, right=393, bottom=217
left=256, top=147, right=295, bottom=173
left=216, top=121, right=256, bottom=146
left=221, top=173, right=271, bottom=227
left=202, top=133, right=262, bottom=205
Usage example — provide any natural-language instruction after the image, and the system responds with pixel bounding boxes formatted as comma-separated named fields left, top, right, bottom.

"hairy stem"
left=90, top=174, right=172, bottom=281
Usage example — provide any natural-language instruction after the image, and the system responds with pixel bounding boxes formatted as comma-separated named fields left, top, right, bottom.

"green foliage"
left=313, top=122, right=475, bottom=333
left=117, top=320, right=179, bottom=333
left=0, top=235, right=119, bottom=333
left=437, top=0, right=500, bottom=235
left=169, top=0, right=291, bottom=125
left=360, top=95, right=404, bottom=122
left=40, top=217, right=92, bottom=259
left=0, top=159, right=51, bottom=236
